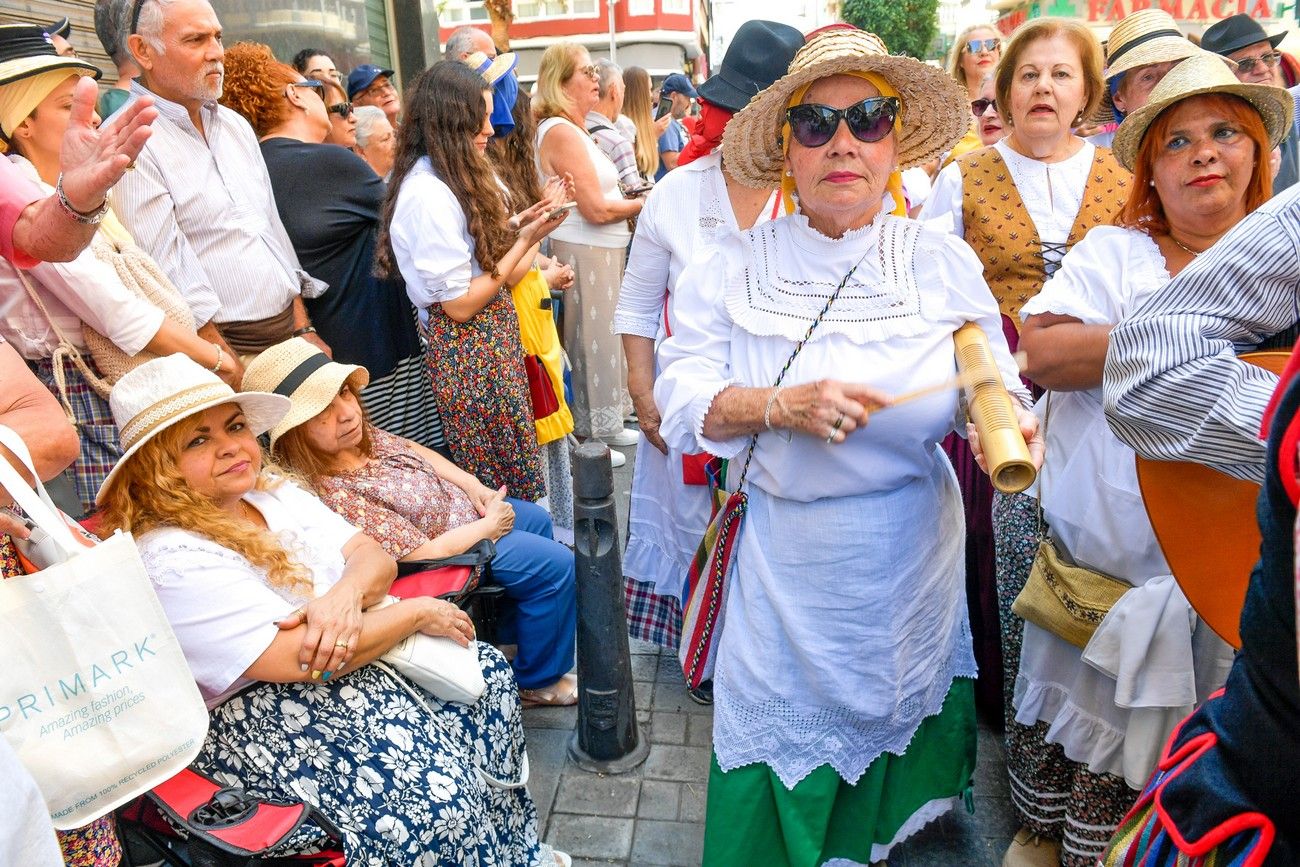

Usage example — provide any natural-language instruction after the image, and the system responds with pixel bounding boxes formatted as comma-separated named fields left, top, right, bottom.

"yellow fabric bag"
left=510, top=268, right=573, bottom=445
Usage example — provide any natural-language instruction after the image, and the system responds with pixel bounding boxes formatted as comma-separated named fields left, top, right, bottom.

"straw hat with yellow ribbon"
left=721, top=28, right=968, bottom=217
left=1091, top=10, right=1201, bottom=125
left=0, top=23, right=100, bottom=154
left=1112, top=50, right=1294, bottom=172
left=241, top=337, right=370, bottom=452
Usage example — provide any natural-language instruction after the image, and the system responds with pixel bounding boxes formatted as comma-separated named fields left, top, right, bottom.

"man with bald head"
left=111, top=0, right=328, bottom=362
left=444, top=25, right=495, bottom=61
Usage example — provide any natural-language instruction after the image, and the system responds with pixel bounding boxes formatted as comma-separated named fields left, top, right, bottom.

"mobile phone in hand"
left=655, top=95, right=674, bottom=120
left=546, top=202, right=577, bottom=221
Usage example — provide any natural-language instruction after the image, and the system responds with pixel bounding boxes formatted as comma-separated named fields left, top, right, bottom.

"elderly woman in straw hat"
left=95, top=354, right=570, bottom=865
left=655, top=28, right=1039, bottom=866
left=243, top=337, right=579, bottom=707
left=1083, top=9, right=1200, bottom=149
left=0, top=23, right=240, bottom=516
left=1000, top=51, right=1288, bottom=867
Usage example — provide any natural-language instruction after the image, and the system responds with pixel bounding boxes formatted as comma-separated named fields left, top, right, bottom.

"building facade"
left=438, top=0, right=712, bottom=82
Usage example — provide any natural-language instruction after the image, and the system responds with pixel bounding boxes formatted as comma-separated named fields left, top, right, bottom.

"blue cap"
left=659, top=72, right=698, bottom=99
left=346, top=63, right=396, bottom=100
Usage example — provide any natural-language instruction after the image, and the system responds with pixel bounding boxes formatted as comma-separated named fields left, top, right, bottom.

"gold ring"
left=334, top=640, right=349, bottom=649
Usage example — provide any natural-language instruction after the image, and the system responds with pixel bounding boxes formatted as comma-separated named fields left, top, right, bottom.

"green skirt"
left=702, top=678, right=976, bottom=867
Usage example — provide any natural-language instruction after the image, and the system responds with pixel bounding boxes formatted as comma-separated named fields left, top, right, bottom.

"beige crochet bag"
left=81, top=229, right=196, bottom=387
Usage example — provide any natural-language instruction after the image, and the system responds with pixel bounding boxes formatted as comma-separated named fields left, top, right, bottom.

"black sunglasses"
left=328, top=101, right=354, bottom=118
left=291, top=80, right=324, bottom=92
left=785, top=97, right=900, bottom=149
left=971, top=97, right=997, bottom=116
left=965, top=38, right=1000, bottom=54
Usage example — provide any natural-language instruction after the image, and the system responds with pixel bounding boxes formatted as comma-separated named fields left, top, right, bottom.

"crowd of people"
left=3, top=2, right=1300, bottom=867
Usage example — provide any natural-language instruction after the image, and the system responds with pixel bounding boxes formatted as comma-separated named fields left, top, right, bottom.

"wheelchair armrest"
left=394, top=538, right=496, bottom=578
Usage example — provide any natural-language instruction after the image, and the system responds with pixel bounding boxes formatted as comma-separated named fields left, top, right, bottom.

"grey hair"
left=353, top=105, right=388, bottom=148
left=444, top=26, right=482, bottom=61
left=595, top=58, right=622, bottom=100
left=94, top=0, right=130, bottom=64
left=132, top=0, right=178, bottom=55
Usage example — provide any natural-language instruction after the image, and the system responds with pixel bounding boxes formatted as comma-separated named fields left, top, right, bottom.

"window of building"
left=207, top=0, right=384, bottom=70
left=627, top=0, right=655, bottom=15
left=661, top=0, right=690, bottom=14
left=437, top=0, right=490, bottom=25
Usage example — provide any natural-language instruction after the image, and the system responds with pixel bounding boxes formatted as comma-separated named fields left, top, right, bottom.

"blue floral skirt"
left=196, top=643, right=546, bottom=865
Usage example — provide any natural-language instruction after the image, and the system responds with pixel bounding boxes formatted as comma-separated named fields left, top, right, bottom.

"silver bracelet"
left=211, top=344, right=224, bottom=374
left=54, top=173, right=109, bottom=225
left=763, top=386, right=783, bottom=431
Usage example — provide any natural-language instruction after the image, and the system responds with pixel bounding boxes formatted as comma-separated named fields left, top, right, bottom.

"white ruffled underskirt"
left=822, top=796, right=960, bottom=865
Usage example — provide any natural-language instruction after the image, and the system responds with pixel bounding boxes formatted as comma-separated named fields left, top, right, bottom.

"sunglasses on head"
left=1234, top=51, right=1281, bottom=73
left=291, top=80, right=324, bottom=91
left=965, top=38, right=1000, bottom=54
left=128, top=0, right=147, bottom=35
left=970, top=97, right=997, bottom=116
left=785, top=97, right=900, bottom=149
left=328, top=101, right=354, bottom=117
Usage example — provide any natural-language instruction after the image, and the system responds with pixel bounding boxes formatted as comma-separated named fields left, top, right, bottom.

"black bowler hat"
left=1201, top=13, right=1285, bottom=57
left=0, top=24, right=99, bottom=85
left=45, top=17, right=71, bottom=40
left=697, top=20, right=805, bottom=113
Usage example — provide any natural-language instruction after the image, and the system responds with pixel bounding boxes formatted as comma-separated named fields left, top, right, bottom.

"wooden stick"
left=881, top=351, right=1028, bottom=410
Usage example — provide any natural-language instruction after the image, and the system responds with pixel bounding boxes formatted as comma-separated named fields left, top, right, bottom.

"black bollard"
left=567, top=441, right=650, bottom=773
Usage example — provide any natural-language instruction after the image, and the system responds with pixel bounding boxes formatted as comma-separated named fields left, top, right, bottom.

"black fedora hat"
left=697, top=20, right=805, bottom=114
left=1201, top=13, right=1285, bottom=57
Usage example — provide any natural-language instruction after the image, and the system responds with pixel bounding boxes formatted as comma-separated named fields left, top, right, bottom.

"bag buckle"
left=189, top=786, right=258, bottom=828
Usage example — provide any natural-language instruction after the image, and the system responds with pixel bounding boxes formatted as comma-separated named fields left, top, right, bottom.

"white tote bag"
left=0, top=426, right=209, bottom=830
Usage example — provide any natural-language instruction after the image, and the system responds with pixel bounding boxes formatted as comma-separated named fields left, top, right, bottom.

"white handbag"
left=0, top=426, right=209, bottom=830
left=369, top=596, right=486, bottom=705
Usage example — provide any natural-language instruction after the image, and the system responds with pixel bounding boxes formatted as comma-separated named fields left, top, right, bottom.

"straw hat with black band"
left=1091, top=9, right=1201, bottom=125
left=241, top=337, right=369, bottom=452
left=0, top=24, right=100, bottom=153
left=96, top=354, right=290, bottom=505
left=722, top=28, right=969, bottom=191
left=1112, top=50, right=1294, bottom=172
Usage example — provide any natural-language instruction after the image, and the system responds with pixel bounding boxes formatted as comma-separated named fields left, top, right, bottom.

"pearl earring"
left=1148, top=180, right=1155, bottom=187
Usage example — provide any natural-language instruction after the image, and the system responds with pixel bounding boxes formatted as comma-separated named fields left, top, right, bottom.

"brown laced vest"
left=957, top=145, right=1130, bottom=329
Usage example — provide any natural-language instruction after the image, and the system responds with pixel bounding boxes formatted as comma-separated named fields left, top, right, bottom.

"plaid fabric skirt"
left=623, top=576, right=682, bottom=649
left=31, top=356, right=122, bottom=516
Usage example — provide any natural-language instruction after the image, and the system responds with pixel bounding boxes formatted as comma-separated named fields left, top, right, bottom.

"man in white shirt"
left=114, top=0, right=330, bottom=358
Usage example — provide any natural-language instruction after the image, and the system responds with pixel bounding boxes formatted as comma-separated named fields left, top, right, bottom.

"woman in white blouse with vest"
left=535, top=42, right=643, bottom=456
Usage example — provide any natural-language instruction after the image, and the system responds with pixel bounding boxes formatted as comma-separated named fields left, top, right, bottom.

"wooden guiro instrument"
left=953, top=322, right=1036, bottom=494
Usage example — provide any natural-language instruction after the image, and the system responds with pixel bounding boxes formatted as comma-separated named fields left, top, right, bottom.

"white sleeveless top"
left=536, top=116, right=630, bottom=248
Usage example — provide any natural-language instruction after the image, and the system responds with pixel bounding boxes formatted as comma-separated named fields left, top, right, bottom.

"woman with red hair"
left=1004, top=52, right=1288, bottom=867
left=219, top=42, right=446, bottom=453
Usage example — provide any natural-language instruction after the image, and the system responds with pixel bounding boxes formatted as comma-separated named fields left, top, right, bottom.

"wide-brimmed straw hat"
left=722, top=28, right=969, bottom=188
left=1112, top=50, right=1294, bottom=171
left=241, top=337, right=370, bottom=451
left=464, top=50, right=518, bottom=86
left=96, top=355, right=291, bottom=505
left=1090, top=11, right=1200, bottom=125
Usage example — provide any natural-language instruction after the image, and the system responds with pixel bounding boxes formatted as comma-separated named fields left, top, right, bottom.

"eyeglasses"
left=1233, top=51, right=1282, bottom=74
left=577, top=64, right=599, bottom=80
left=965, top=38, right=1000, bottom=54
left=785, top=97, right=900, bottom=148
left=970, top=97, right=997, bottom=116
left=364, top=80, right=396, bottom=95
left=328, top=101, right=354, bottom=118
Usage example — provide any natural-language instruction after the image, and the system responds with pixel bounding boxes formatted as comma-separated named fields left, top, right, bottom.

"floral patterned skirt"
left=421, top=294, right=545, bottom=502
left=195, top=644, right=547, bottom=865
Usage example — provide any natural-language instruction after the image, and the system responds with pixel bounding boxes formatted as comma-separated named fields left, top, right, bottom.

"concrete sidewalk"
left=521, top=441, right=1020, bottom=866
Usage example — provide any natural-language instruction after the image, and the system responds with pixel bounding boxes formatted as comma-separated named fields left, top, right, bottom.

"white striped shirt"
left=1103, top=183, right=1300, bottom=483
left=110, top=82, right=326, bottom=327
